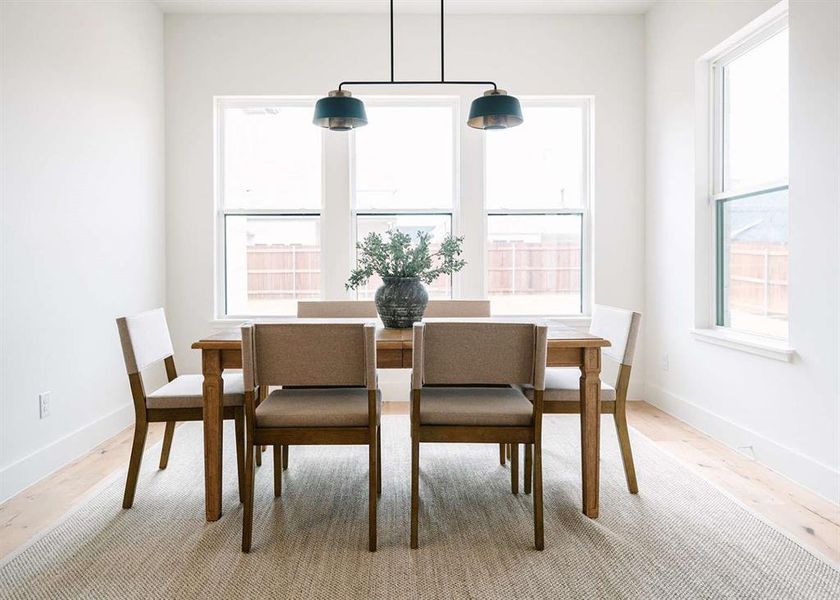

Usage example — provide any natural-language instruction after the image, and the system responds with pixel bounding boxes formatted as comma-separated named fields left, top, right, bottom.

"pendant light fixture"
left=313, top=0, right=523, bottom=131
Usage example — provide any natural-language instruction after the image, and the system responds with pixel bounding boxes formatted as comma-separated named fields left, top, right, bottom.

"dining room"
left=0, top=0, right=838, bottom=598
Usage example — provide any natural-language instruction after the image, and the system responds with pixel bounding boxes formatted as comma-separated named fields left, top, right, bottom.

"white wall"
left=164, top=13, right=647, bottom=397
left=0, top=1, right=165, bottom=501
left=645, top=0, right=840, bottom=500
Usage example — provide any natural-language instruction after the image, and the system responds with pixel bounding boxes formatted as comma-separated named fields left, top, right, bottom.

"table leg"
left=202, top=349, right=224, bottom=521
left=580, top=347, right=601, bottom=518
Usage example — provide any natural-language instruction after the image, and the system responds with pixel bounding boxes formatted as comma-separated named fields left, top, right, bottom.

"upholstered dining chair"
left=411, top=320, right=548, bottom=550
left=240, top=322, right=381, bottom=552
left=296, top=299, right=491, bottom=319
left=515, top=305, right=642, bottom=494
left=115, top=308, right=245, bottom=508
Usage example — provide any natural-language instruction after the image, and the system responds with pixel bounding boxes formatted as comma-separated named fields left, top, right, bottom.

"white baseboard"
left=0, top=404, right=135, bottom=503
left=646, top=383, right=840, bottom=502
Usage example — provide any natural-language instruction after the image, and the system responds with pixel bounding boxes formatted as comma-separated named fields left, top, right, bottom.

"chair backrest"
left=115, top=308, right=174, bottom=375
left=242, top=322, right=376, bottom=389
left=589, top=305, right=641, bottom=366
left=424, top=300, right=491, bottom=318
left=412, top=320, right=547, bottom=389
left=296, top=301, right=377, bottom=318
left=298, top=299, right=490, bottom=319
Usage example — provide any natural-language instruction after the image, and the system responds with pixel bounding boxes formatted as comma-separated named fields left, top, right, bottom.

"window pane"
left=222, top=105, right=321, bottom=209
left=718, top=188, right=788, bottom=338
left=355, top=105, right=453, bottom=209
left=355, top=214, right=452, bottom=299
left=722, top=29, right=788, bottom=191
left=225, top=215, right=320, bottom=315
left=486, top=105, right=584, bottom=210
left=487, top=214, right=582, bottom=315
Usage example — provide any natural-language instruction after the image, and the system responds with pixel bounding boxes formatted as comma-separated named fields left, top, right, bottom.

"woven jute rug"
left=1, top=415, right=838, bottom=599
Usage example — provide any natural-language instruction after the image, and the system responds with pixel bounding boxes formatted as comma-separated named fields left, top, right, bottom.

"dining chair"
left=411, top=320, right=548, bottom=550
left=516, top=305, right=642, bottom=494
left=296, top=299, right=491, bottom=319
left=115, top=308, right=245, bottom=508
left=240, top=322, right=381, bottom=552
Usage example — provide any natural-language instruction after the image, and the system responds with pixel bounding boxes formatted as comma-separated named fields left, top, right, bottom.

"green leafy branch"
left=345, top=229, right=467, bottom=290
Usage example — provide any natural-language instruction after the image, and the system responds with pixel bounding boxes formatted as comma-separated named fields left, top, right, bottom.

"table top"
left=192, top=318, right=610, bottom=350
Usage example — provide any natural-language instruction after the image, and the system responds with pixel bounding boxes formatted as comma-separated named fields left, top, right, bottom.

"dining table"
left=192, top=318, right=610, bottom=523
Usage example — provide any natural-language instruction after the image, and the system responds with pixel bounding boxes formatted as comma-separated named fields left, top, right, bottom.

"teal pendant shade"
left=467, top=89, right=523, bottom=130
left=313, top=90, right=368, bottom=131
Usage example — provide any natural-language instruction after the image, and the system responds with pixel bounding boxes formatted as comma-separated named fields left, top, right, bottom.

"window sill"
left=691, top=328, right=795, bottom=362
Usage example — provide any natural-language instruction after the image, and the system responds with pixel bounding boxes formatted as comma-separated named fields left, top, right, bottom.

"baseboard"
left=0, top=404, right=135, bottom=503
left=646, top=383, right=840, bottom=502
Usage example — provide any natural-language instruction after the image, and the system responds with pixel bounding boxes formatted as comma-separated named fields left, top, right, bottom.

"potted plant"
left=346, top=229, right=466, bottom=328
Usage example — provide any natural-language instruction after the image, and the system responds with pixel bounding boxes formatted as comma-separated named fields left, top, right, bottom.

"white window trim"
left=483, top=96, right=593, bottom=317
left=692, top=1, right=793, bottom=358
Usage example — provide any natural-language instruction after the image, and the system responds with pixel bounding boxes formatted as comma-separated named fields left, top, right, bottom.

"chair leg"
left=122, top=421, right=148, bottom=508
left=510, top=442, right=519, bottom=495
left=273, top=445, right=282, bottom=497
left=242, top=439, right=255, bottom=552
left=282, top=445, right=289, bottom=470
left=369, top=428, right=377, bottom=552
left=255, top=444, right=262, bottom=467
left=614, top=408, right=639, bottom=494
left=376, top=426, right=382, bottom=496
left=410, top=437, right=420, bottom=549
left=499, top=443, right=506, bottom=465
left=234, top=409, right=245, bottom=503
left=534, top=438, right=544, bottom=550
left=158, top=421, right=175, bottom=470
left=506, top=443, right=511, bottom=459
left=524, top=444, right=532, bottom=495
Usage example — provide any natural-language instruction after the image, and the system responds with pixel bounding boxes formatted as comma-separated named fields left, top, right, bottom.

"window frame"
left=214, top=97, right=325, bottom=319
left=350, top=96, right=461, bottom=299
left=709, top=16, right=789, bottom=338
left=483, top=96, right=593, bottom=316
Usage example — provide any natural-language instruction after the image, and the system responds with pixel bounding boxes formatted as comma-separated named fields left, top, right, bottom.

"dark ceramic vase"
left=374, top=276, right=429, bottom=329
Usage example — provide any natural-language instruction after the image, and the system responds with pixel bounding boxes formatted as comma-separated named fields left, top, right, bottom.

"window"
left=219, top=101, right=322, bottom=316
left=485, top=101, right=589, bottom=315
left=216, top=96, right=594, bottom=319
left=712, top=21, right=789, bottom=339
left=352, top=102, right=457, bottom=299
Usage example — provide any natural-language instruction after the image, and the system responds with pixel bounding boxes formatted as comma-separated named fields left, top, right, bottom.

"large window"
left=352, top=102, right=456, bottom=299
left=485, top=101, right=589, bottom=315
left=219, top=102, right=322, bottom=316
left=217, top=96, right=593, bottom=318
left=712, top=21, right=789, bottom=338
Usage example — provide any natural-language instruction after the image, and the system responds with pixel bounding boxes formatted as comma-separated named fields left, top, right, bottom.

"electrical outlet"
left=38, top=392, right=51, bottom=419
left=661, top=354, right=670, bottom=371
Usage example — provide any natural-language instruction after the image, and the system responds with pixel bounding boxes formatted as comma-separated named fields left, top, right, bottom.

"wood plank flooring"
left=1, top=402, right=837, bottom=569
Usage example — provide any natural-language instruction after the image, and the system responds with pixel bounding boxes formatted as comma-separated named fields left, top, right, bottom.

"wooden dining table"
left=192, top=319, right=610, bottom=523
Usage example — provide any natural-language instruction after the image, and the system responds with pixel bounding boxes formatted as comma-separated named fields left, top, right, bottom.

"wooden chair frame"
left=120, top=349, right=245, bottom=509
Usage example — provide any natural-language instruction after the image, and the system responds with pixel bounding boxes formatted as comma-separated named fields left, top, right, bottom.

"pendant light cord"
left=440, top=0, right=445, bottom=82
left=337, top=0, right=497, bottom=92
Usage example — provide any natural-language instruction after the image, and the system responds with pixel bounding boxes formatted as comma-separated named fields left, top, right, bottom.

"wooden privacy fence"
left=243, top=241, right=788, bottom=319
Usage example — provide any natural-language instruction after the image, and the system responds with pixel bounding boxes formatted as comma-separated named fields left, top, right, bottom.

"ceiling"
left=154, top=1, right=657, bottom=15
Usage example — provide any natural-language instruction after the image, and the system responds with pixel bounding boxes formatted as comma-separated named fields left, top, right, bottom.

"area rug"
left=1, top=415, right=838, bottom=599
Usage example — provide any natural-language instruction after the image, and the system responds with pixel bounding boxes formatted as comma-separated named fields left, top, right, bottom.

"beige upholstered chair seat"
left=520, top=368, right=617, bottom=402
left=419, top=387, right=534, bottom=427
left=146, top=373, right=245, bottom=409
left=256, top=388, right=382, bottom=428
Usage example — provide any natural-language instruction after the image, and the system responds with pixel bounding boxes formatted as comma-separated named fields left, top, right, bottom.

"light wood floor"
left=1, top=402, right=838, bottom=568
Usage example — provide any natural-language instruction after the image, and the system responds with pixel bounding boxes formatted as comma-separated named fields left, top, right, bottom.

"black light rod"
left=339, top=80, right=498, bottom=90
left=441, top=0, right=445, bottom=82
left=390, top=0, right=394, bottom=82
